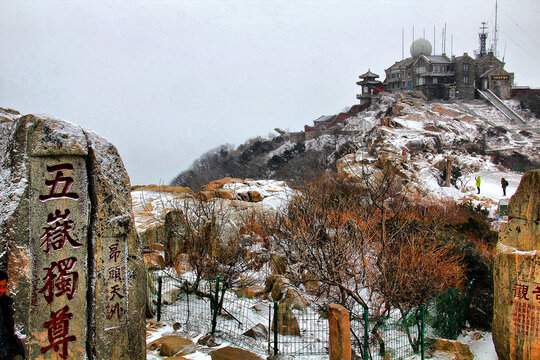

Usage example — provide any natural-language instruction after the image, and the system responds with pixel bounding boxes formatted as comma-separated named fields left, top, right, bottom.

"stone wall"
left=0, top=114, right=146, bottom=359
left=493, top=169, right=540, bottom=360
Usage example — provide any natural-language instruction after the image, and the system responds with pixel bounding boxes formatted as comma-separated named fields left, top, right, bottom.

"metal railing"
left=147, top=270, right=473, bottom=359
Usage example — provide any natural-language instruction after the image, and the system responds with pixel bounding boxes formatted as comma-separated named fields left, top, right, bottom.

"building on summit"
left=383, top=25, right=514, bottom=100
left=356, top=69, right=384, bottom=105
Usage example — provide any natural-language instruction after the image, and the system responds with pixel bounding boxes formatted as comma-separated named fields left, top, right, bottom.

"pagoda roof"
left=359, top=69, right=379, bottom=79
left=356, top=80, right=383, bottom=86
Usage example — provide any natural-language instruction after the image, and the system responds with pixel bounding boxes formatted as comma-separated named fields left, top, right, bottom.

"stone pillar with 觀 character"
left=0, top=114, right=146, bottom=359
left=493, top=169, right=540, bottom=360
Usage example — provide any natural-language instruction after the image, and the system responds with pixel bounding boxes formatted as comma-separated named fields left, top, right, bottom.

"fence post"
left=328, top=304, right=351, bottom=360
left=273, top=301, right=279, bottom=356
left=211, top=276, right=220, bottom=335
left=157, top=276, right=162, bottom=321
left=420, top=305, right=425, bottom=360
left=363, top=307, right=369, bottom=360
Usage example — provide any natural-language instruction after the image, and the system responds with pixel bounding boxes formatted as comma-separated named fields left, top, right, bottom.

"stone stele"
left=0, top=114, right=146, bottom=359
left=493, top=169, right=540, bottom=360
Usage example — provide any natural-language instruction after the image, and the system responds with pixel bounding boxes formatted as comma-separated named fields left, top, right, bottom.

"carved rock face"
left=0, top=114, right=146, bottom=359
left=493, top=169, right=540, bottom=360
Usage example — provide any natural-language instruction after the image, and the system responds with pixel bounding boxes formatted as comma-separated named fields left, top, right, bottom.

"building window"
left=463, top=76, right=469, bottom=84
left=497, top=80, right=502, bottom=86
left=464, top=63, right=469, bottom=71
left=433, top=77, right=438, bottom=84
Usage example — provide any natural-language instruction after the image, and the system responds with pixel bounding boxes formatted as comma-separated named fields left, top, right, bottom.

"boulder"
left=270, top=253, right=288, bottom=275
left=269, top=275, right=289, bottom=301
left=213, top=188, right=236, bottom=200
left=432, top=339, right=474, bottom=360
left=243, top=323, right=268, bottom=340
left=210, top=346, right=264, bottom=360
left=238, top=192, right=250, bottom=202
left=196, top=190, right=217, bottom=201
left=140, top=224, right=166, bottom=247
left=197, top=334, right=223, bottom=347
left=493, top=169, right=540, bottom=360
left=0, top=114, right=146, bottom=359
left=275, top=306, right=301, bottom=336
left=173, top=253, right=192, bottom=275
left=235, top=286, right=265, bottom=299
left=392, top=103, right=405, bottom=116
left=164, top=209, right=187, bottom=264
left=249, top=190, right=264, bottom=202
left=280, top=288, right=309, bottom=310
left=147, top=243, right=166, bottom=252
left=144, top=252, right=166, bottom=269
left=131, top=184, right=192, bottom=194
left=148, top=335, right=196, bottom=357
left=162, top=288, right=183, bottom=305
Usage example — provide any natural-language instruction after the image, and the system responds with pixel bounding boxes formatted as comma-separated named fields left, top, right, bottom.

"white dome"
left=410, top=38, right=432, bottom=57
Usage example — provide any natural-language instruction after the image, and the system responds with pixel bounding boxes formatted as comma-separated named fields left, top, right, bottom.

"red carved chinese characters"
left=39, top=164, right=79, bottom=201
left=106, top=303, right=125, bottom=320
left=38, top=162, right=82, bottom=359
left=39, top=257, right=79, bottom=303
left=40, top=305, right=77, bottom=359
left=105, top=242, right=126, bottom=325
left=513, top=283, right=530, bottom=301
left=40, top=209, right=82, bottom=254
left=109, top=243, right=121, bottom=263
left=511, top=282, right=540, bottom=338
left=108, top=265, right=123, bottom=282
left=109, top=284, right=125, bottom=301
left=532, top=286, right=540, bottom=302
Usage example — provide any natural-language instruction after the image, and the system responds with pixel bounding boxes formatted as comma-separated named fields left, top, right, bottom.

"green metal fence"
left=147, top=270, right=473, bottom=359
left=349, top=281, right=474, bottom=360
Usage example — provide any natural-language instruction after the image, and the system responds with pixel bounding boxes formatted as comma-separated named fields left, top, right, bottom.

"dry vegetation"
left=158, top=164, right=496, bottom=329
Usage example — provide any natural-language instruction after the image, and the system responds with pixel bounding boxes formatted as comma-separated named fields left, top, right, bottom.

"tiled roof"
left=421, top=55, right=451, bottom=64
left=313, top=115, right=337, bottom=125
left=359, top=70, right=379, bottom=79
left=386, top=57, right=415, bottom=71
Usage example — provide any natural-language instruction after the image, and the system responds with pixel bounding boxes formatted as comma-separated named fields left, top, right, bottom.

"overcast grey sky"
left=1, top=0, right=539, bottom=185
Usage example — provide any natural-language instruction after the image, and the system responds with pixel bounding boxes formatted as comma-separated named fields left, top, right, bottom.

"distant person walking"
left=0, top=270, right=25, bottom=360
left=501, top=177, right=509, bottom=197
left=475, top=176, right=481, bottom=194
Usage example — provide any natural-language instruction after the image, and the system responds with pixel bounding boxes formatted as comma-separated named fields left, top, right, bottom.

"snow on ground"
left=132, top=180, right=297, bottom=236
left=458, top=331, right=499, bottom=360
left=146, top=322, right=499, bottom=360
left=131, top=189, right=190, bottom=233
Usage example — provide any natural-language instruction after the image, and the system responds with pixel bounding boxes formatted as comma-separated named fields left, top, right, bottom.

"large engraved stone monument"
left=493, top=169, right=540, bottom=360
left=0, top=113, right=146, bottom=359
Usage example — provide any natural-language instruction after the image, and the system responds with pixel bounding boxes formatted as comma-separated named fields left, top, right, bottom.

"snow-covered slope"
left=275, top=92, right=538, bottom=216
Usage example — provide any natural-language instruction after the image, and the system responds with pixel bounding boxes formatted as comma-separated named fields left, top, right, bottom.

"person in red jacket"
left=0, top=271, right=25, bottom=360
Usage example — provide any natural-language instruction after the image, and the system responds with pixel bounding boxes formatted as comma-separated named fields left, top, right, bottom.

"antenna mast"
left=433, top=25, right=436, bottom=55
left=492, top=0, right=499, bottom=56
left=478, top=22, right=488, bottom=57
left=402, top=27, right=404, bottom=60
left=443, top=23, right=447, bottom=54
